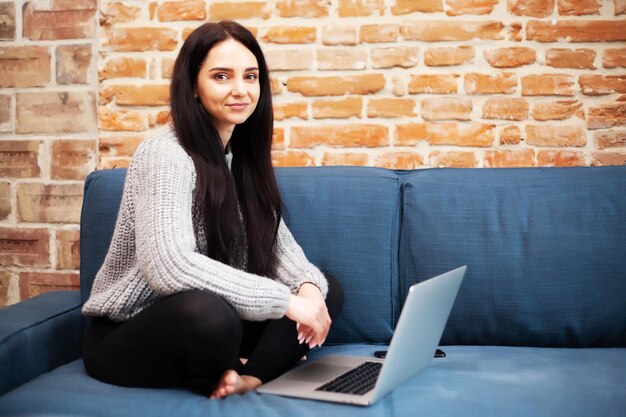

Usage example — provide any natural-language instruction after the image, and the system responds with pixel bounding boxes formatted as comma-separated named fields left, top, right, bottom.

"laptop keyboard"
left=315, top=361, right=382, bottom=395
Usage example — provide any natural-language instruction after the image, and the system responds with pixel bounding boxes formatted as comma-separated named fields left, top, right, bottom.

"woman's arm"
left=274, top=219, right=329, bottom=298
left=132, top=136, right=292, bottom=321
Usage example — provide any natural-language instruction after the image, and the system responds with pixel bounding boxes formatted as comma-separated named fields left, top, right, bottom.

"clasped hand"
left=285, top=283, right=331, bottom=349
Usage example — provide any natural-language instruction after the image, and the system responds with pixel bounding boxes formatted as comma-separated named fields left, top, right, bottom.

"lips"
left=227, top=103, right=249, bottom=109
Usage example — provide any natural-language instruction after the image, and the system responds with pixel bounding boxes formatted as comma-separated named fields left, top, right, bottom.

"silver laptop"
left=257, top=265, right=467, bottom=406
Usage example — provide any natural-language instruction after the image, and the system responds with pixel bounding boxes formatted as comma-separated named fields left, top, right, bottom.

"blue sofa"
left=1, top=165, right=625, bottom=417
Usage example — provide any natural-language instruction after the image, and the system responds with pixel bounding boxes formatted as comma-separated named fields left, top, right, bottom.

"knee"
left=173, top=290, right=242, bottom=344
left=323, top=273, right=344, bottom=320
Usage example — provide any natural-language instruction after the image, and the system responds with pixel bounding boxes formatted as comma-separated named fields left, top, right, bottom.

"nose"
left=232, top=78, right=246, bottom=97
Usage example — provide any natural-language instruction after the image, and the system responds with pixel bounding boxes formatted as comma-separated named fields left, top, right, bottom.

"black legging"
left=83, top=274, right=344, bottom=393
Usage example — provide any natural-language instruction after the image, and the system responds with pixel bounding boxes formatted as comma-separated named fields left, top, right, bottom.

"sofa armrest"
left=0, top=291, right=83, bottom=395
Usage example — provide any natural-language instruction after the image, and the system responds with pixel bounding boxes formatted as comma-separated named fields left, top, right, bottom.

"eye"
left=214, top=73, right=228, bottom=81
left=245, top=73, right=258, bottom=81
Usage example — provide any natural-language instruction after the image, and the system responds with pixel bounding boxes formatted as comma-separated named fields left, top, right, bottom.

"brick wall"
left=0, top=0, right=97, bottom=305
left=1, top=0, right=625, bottom=306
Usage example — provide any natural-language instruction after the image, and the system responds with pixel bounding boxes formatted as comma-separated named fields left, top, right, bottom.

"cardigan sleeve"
left=131, top=137, right=292, bottom=321
left=273, top=218, right=329, bottom=298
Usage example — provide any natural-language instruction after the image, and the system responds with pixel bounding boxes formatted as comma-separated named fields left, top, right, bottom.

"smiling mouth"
left=227, top=103, right=249, bottom=107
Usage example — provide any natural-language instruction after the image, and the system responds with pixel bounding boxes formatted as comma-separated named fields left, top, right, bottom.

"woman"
left=82, top=20, right=344, bottom=398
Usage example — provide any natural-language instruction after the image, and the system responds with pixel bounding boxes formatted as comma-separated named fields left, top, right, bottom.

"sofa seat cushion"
left=400, top=166, right=626, bottom=347
left=1, top=346, right=624, bottom=417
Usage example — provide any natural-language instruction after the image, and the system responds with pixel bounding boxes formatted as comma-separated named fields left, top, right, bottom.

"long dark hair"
left=170, top=20, right=281, bottom=277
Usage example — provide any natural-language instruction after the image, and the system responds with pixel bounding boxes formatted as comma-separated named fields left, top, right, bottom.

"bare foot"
left=209, top=370, right=262, bottom=399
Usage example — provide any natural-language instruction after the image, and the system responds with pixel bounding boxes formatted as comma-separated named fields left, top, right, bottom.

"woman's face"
left=196, top=39, right=261, bottom=141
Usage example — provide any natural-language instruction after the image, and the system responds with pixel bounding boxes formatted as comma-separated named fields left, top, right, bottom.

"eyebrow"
left=208, top=67, right=259, bottom=72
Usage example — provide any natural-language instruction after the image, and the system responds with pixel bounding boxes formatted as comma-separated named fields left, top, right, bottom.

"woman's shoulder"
left=133, top=125, right=192, bottom=164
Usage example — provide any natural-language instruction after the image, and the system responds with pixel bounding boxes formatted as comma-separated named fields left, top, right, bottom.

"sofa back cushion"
left=400, top=166, right=626, bottom=347
left=80, top=169, right=127, bottom=305
left=277, top=167, right=401, bottom=344
left=81, top=167, right=401, bottom=344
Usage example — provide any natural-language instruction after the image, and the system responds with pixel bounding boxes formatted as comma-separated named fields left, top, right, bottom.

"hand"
left=285, top=286, right=331, bottom=348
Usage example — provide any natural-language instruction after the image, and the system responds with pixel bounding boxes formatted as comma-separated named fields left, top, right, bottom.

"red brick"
left=317, top=49, right=366, bottom=70
left=287, top=74, right=385, bottom=96
left=100, top=84, right=170, bottom=106
left=0, top=2, right=16, bottom=39
left=557, top=0, right=601, bottom=15
left=99, top=107, right=147, bottom=131
left=395, top=123, right=427, bottom=146
left=587, top=103, right=626, bottom=129
left=98, top=57, right=146, bottom=80
left=0, top=227, right=50, bottom=267
left=19, top=271, right=79, bottom=299
left=98, top=157, right=131, bottom=170
left=464, top=72, right=517, bottom=94
left=359, top=24, right=399, bottom=43
left=100, top=1, right=141, bottom=25
left=526, top=125, right=586, bottom=147
left=17, top=183, right=83, bottom=223
left=409, top=74, right=459, bottom=94
left=56, top=44, right=92, bottom=84
left=603, top=48, right=626, bottom=68
left=531, top=100, right=584, bottom=121
left=421, top=97, right=472, bottom=121
left=484, top=149, right=536, bottom=167
left=371, top=47, right=419, bottom=69
left=617, top=0, right=626, bottom=15
left=17, top=92, right=96, bottom=134
left=23, top=0, right=96, bottom=40
left=321, top=152, right=369, bottom=166
left=483, top=98, right=529, bottom=121
left=262, top=26, right=317, bottom=44
left=322, top=25, right=357, bottom=46
left=545, top=48, right=596, bottom=69
left=508, top=0, right=554, bottom=17
left=0, top=270, right=12, bottom=306
left=509, top=22, right=523, bottom=42
left=424, top=46, right=474, bottom=66
left=0, top=140, right=41, bottom=178
left=158, top=1, right=206, bottom=21
left=56, top=228, right=80, bottom=270
left=312, top=96, right=362, bottom=119
left=368, top=98, right=416, bottom=118
left=0, top=46, right=51, bottom=87
left=338, top=0, right=385, bottom=16
left=484, top=47, right=535, bottom=68
left=0, top=182, right=10, bottom=220
left=401, top=20, right=504, bottom=41
left=527, top=20, right=626, bottom=42
left=271, top=150, right=315, bottom=167
left=0, top=94, right=10, bottom=132
left=291, top=124, right=388, bottom=148
left=426, top=122, right=495, bottom=147
left=500, top=125, right=522, bottom=144
left=272, top=128, right=285, bottom=150
left=537, top=150, right=585, bottom=166
left=592, top=152, right=626, bottom=166
left=276, top=0, right=329, bottom=18
left=51, top=140, right=96, bottom=180
left=375, top=152, right=424, bottom=169
left=595, top=130, right=626, bottom=149
left=99, top=134, right=145, bottom=158
left=521, top=74, right=575, bottom=96
left=274, top=102, right=308, bottom=121
left=391, top=0, right=443, bottom=14
left=429, top=151, right=476, bottom=168
left=579, top=75, right=626, bottom=96
left=209, top=2, right=269, bottom=19
left=446, top=0, right=498, bottom=15
left=103, top=27, right=178, bottom=51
